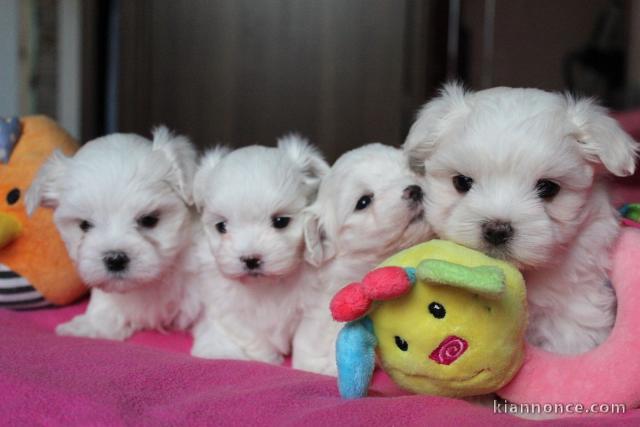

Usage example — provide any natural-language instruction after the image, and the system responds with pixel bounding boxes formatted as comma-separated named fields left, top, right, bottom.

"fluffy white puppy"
left=191, top=134, right=329, bottom=364
left=404, top=83, right=638, bottom=354
left=26, top=127, right=200, bottom=340
left=292, top=143, right=433, bottom=375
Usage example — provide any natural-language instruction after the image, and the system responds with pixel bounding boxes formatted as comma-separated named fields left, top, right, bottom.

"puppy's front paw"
left=173, top=308, right=199, bottom=331
left=191, top=339, right=249, bottom=360
left=293, top=354, right=337, bottom=376
left=245, top=346, right=284, bottom=365
left=318, top=360, right=338, bottom=376
left=55, top=315, right=132, bottom=341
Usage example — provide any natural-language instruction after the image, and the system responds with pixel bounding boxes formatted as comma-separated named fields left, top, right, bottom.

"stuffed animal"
left=619, top=203, right=640, bottom=229
left=0, top=116, right=85, bottom=309
left=330, top=239, right=526, bottom=399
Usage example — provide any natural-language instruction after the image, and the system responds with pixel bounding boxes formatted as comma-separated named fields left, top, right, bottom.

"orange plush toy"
left=0, top=116, right=86, bottom=309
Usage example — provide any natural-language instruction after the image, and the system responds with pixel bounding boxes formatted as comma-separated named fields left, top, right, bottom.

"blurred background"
left=1, top=0, right=640, bottom=161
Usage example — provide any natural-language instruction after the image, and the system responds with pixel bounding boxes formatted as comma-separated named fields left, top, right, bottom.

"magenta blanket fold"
left=1, top=305, right=638, bottom=426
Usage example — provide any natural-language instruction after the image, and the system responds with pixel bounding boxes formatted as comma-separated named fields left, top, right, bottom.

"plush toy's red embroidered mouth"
left=429, top=335, right=468, bottom=365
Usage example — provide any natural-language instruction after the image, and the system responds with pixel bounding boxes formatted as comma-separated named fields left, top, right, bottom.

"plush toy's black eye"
left=428, top=302, right=446, bottom=319
left=452, top=175, right=474, bottom=193
left=536, top=179, right=560, bottom=200
left=6, top=188, right=20, bottom=205
left=215, top=222, right=227, bottom=234
left=272, top=216, right=291, bottom=229
left=79, top=220, right=93, bottom=232
left=394, top=336, right=408, bottom=351
left=355, top=194, right=373, bottom=211
left=137, top=213, right=160, bottom=229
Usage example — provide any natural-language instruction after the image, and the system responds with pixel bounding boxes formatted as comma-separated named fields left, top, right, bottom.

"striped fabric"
left=0, top=263, right=51, bottom=310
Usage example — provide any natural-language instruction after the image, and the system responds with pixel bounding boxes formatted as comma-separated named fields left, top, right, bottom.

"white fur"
left=404, top=83, right=638, bottom=354
left=191, top=134, right=329, bottom=363
left=26, top=127, right=201, bottom=340
left=292, top=143, right=434, bottom=374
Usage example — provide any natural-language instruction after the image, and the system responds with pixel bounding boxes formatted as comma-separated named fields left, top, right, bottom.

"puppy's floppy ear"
left=303, top=204, right=336, bottom=267
left=152, top=126, right=198, bottom=205
left=403, top=82, right=470, bottom=174
left=566, top=96, right=638, bottom=177
left=192, top=146, right=230, bottom=211
left=25, top=149, right=71, bottom=215
left=277, top=133, right=330, bottom=193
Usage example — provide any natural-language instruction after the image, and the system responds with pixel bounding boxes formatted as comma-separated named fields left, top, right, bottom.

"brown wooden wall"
left=110, top=0, right=628, bottom=160
left=116, top=0, right=442, bottom=160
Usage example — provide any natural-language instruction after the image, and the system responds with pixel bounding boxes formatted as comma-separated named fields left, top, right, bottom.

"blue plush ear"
left=336, top=316, right=377, bottom=399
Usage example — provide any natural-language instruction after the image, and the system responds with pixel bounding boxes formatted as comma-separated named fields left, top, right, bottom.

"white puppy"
left=292, top=143, right=433, bottom=375
left=191, top=134, right=329, bottom=364
left=404, top=83, right=638, bottom=354
left=26, top=127, right=200, bottom=340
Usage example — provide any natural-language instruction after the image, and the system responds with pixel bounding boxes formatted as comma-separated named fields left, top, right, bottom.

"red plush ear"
left=331, top=283, right=371, bottom=322
left=330, top=267, right=414, bottom=322
left=361, top=267, right=413, bottom=300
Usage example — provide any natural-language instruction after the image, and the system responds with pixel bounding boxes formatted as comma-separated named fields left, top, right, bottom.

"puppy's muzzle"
left=482, top=221, right=514, bottom=246
left=403, top=185, right=424, bottom=203
left=241, top=256, right=262, bottom=271
left=103, top=250, right=130, bottom=273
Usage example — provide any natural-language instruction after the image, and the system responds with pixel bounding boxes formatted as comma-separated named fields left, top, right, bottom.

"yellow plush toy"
left=0, top=116, right=85, bottom=309
left=330, top=240, right=526, bottom=398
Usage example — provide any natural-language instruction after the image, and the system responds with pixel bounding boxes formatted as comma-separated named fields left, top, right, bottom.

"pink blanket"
left=1, top=303, right=638, bottom=426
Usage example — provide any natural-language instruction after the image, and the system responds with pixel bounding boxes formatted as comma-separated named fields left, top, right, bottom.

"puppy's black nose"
left=403, top=185, right=424, bottom=203
left=103, top=251, right=130, bottom=272
left=482, top=221, right=514, bottom=246
left=241, top=256, right=262, bottom=270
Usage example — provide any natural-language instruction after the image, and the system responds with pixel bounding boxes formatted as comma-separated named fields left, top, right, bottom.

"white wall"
left=0, top=0, right=19, bottom=117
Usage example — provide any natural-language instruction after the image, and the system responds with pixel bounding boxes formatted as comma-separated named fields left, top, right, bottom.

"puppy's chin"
left=218, top=263, right=300, bottom=284
left=480, top=245, right=530, bottom=269
left=397, top=208, right=430, bottom=246
left=232, top=272, right=279, bottom=285
left=213, top=244, right=303, bottom=284
left=450, top=236, right=559, bottom=271
left=78, top=259, right=167, bottom=293
left=381, top=208, right=431, bottom=254
left=86, top=276, right=152, bottom=293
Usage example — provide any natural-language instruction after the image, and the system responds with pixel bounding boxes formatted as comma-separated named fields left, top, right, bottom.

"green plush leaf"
left=417, top=259, right=505, bottom=299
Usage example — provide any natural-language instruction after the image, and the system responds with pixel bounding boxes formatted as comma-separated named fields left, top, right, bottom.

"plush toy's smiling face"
left=371, top=240, right=527, bottom=397
left=372, top=280, right=507, bottom=394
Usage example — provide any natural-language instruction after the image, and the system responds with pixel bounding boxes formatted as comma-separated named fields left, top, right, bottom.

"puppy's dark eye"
left=6, top=188, right=20, bottom=205
left=215, top=221, right=227, bottom=234
left=137, top=213, right=160, bottom=229
left=272, top=216, right=291, bottom=229
left=355, top=194, right=373, bottom=211
left=394, top=336, right=408, bottom=351
left=79, top=220, right=93, bottom=232
left=428, top=302, right=446, bottom=319
left=536, top=179, right=560, bottom=200
left=452, top=175, right=473, bottom=193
